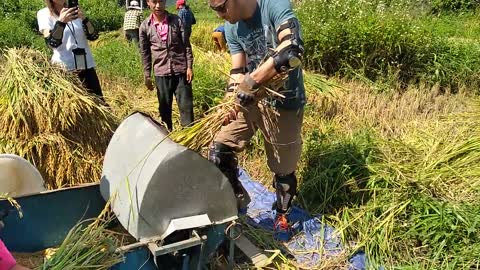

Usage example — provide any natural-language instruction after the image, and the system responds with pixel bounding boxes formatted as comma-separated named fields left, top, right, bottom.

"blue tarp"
left=238, top=169, right=366, bottom=269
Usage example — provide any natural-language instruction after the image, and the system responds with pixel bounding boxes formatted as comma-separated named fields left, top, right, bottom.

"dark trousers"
left=77, top=68, right=104, bottom=99
left=125, top=29, right=139, bottom=44
left=155, top=74, right=194, bottom=131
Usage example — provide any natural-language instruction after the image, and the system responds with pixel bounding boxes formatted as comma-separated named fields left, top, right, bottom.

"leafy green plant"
left=431, top=0, right=479, bottom=13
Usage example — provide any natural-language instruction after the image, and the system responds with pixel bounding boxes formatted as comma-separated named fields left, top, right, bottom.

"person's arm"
left=227, top=53, right=247, bottom=91
left=253, top=0, right=303, bottom=84
left=139, top=22, right=154, bottom=90
left=0, top=239, right=27, bottom=270
left=190, top=10, right=196, bottom=25
left=38, top=7, right=78, bottom=48
left=235, top=0, right=304, bottom=106
left=77, top=7, right=99, bottom=41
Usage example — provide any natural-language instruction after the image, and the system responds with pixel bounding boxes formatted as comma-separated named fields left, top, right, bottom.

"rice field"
left=1, top=0, right=479, bottom=268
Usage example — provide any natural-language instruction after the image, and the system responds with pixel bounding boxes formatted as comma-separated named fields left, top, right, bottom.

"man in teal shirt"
left=207, top=0, right=306, bottom=241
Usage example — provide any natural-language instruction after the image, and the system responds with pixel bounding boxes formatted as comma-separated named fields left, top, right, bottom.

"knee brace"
left=208, top=142, right=240, bottom=190
left=274, top=172, right=297, bottom=214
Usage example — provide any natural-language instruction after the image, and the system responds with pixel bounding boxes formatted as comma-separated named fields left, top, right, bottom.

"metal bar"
left=115, top=235, right=164, bottom=253
left=228, top=229, right=235, bottom=270
left=148, top=233, right=203, bottom=256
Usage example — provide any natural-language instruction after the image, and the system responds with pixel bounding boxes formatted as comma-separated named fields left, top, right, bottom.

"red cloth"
left=176, top=0, right=185, bottom=9
left=0, top=239, right=16, bottom=270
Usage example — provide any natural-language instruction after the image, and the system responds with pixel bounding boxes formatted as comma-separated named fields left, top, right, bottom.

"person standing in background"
left=176, top=0, right=196, bottom=41
left=37, top=0, right=104, bottom=99
left=123, top=0, right=144, bottom=44
left=212, top=24, right=227, bottom=52
left=140, top=0, right=194, bottom=131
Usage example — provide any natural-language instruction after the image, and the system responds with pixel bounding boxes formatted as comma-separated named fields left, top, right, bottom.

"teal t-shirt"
left=224, top=0, right=306, bottom=110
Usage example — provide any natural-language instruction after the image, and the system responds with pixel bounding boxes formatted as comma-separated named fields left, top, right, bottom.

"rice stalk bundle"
left=171, top=48, right=336, bottom=151
left=169, top=73, right=287, bottom=151
left=36, top=218, right=123, bottom=270
left=369, top=122, right=480, bottom=203
left=0, top=48, right=118, bottom=189
left=170, top=97, right=236, bottom=151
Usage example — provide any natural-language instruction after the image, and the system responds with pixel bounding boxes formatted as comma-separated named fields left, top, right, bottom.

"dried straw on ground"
left=0, top=48, right=117, bottom=189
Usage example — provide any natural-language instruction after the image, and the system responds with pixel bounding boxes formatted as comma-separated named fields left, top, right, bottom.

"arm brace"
left=45, top=21, right=66, bottom=48
left=226, top=67, right=248, bottom=92
left=272, top=18, right=305, bottom=73
left=82, top=18, right=99, bottom=41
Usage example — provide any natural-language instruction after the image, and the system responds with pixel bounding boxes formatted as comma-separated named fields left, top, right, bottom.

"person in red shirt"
left=0, top=239, right=30, bottom=270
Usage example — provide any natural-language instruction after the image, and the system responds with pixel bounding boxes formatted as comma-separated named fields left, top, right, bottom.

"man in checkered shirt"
left=176, top=0, right=196, bottom=41
left=123, top=0, right=144, bottom=44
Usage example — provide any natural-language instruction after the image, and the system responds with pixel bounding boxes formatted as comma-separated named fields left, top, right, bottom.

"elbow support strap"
left=272, top=18, right=305, bottom=73
left=45, top=21, right=66, bottom=48
left=82, top=18, right=99, bottom=41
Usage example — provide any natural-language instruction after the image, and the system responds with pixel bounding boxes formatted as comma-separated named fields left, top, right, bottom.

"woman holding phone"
left=37, top=0, right=104, bottom=99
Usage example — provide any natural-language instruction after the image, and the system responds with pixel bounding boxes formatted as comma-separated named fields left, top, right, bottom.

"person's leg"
left=257, top=104, right=304, bottom=241
left=132, top=29, right=140, bottom=44
left=125, top=29, right=140, bottom=44
left=77, top=68, right=104, bottom=99
left=125, top=30, right=132, bottom=42
left=209, top=105, right=261, bottom=210
left=155, top=76, right=175, bottom=131
left=174, top=74, right=194, bottom=127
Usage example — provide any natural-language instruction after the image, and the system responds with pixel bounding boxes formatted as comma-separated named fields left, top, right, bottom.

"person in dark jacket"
left=176, top=0, right=196, bottom=41
left=140, top=0, right=194, bottom=131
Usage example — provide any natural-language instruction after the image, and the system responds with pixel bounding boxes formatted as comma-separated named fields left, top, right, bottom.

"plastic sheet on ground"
left=239, top=168, right=366, bottom=269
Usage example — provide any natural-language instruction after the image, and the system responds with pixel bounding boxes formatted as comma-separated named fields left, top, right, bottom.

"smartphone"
left=66, top=0, right=78, bottom=8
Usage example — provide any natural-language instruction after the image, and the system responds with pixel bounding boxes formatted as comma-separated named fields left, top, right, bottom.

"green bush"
left=0, top=17, right=44, bottom=50
left=431, top=0, right=479, bottom=13
left=296, top=0, right=480, bottom=90
left=82, top=0, right=124, bottom=32
left=0, top=0, right=43, bottom=31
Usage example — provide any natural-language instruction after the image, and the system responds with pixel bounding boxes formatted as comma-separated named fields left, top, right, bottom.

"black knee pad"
left=274, top=172, right=297, bottom=214
left=208, top=142, right=239, bottom=184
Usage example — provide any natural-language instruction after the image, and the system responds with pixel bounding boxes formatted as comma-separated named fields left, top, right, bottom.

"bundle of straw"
left=36, top=218, right=123, bottom=270
left=170, top=68, right=336, bottom=152
left=35, top=200, right=123, bottom=270
left=0, top=193, right=22, bottom=218
left=0, top=48, right=118, bottom=189
left=169, top=73, right=287, bottom=152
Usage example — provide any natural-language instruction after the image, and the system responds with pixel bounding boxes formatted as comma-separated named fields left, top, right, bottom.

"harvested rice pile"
left=0, top=48, right=118, bottom=189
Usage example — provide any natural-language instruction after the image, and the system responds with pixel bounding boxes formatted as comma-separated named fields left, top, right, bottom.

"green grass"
left=296, top=0, right=480, bottom=91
